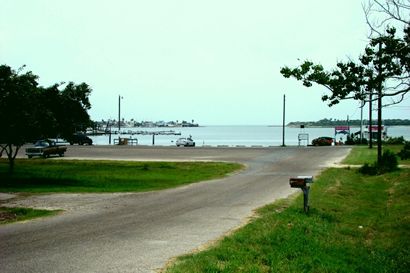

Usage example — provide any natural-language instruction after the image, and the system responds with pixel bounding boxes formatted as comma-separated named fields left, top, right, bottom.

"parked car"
left=25, top=139, right=67, bottom=158
left=66, top=133, right=93, bottom=145
left=312, top=136, right=334, bottom=146
left=176, top=137, right=195, bottom=147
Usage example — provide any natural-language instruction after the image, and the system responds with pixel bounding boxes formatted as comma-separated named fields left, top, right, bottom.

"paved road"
left=1, top=146, right=350, bottom=273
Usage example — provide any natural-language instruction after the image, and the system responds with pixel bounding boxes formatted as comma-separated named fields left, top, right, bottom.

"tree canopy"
left=280, top=0, right=409, bottom=165
left=280, top=27, right=409, bottom=107
left=0, top=64, right=92, bottom=172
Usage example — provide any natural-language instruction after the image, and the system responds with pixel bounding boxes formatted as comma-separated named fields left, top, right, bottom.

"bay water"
left=90, top=125, right=410, bottom=147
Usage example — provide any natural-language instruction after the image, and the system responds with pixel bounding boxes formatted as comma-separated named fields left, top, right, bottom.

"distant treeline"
left=288, top=118, right=410, bottom=127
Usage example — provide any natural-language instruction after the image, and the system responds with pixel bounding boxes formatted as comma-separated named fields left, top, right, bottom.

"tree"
left=0, top=65, right=41, bottom=172
left=364, top=0, right=410, bottom=37
left=363, top=1, right=410, bottom=106
left=42, top=82, right=92, bottom=139
left=280, top=26, right=409, bottom=164
left=0, top=65, right=92, bottom=172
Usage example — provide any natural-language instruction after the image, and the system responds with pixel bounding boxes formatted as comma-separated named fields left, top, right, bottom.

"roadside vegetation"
left=343, top=144, right=410, bottom=165
left=0, top=207, right=60, bottom=224
left=0, top=159, right=242, bottom=193
left=164, top=145, right=410, bottom=273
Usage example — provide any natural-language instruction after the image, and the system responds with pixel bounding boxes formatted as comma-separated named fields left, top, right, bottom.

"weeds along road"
left=1, top=146, right=350, bottom=273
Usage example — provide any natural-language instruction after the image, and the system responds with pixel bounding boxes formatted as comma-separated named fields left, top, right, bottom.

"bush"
left=398, top=141, right=410, bottom=160
left=384, top=136, right=405, bottom=145
left=359, top=149, right=398, bottom=175
left=344, top=134, right=368, bottom=145
left=379, top=150, right=399, bottom=172
left=344, top=135, right=356, bottom=145
left=359, top=163, right=378, bottom=175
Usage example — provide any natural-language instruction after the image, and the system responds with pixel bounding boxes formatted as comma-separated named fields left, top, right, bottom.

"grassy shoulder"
left=343, top=144, right=410, bottom=165
left=164, top=149, right=410, bottom=273
left=0, top=207, right=60, bottom=224
left=0, top=159, right=242, bottom=193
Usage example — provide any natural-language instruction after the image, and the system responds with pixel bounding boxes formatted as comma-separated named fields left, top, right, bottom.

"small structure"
left=298, top=133, right=309, bottom=146
left=289, top=176, right=314, bottom=213
left=364, top=125, right=388, bottom=141
left=334, top=126, right=350, bottom=144
left=297, top=125, right=309, bottom=146
left=114, top=138, right=138, bottom=145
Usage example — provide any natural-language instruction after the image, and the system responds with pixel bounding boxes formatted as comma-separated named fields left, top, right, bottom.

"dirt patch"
left=0, top=211, right=17, bottom=223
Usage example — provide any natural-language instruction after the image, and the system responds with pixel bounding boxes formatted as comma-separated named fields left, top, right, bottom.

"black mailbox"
left=289, top=176, right=313, bottom=188
left=289, top=176, right=314, bottom=213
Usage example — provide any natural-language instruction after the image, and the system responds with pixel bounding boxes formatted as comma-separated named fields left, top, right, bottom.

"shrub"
left=359, top=163, right=378, bottom=175
left=384, top=136, right=405, bottom=145
left=344, top=135, right=356, bottom=145
left=398, top=141, right=410, bottom=160
left=378, top=150, right=399, bottom=172
left=359, top=150, right=398, bottom=175
left=344, top=134, right=368, bottom=145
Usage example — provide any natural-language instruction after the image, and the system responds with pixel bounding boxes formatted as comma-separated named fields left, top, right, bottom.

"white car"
left=176, top=137, right=195, bottom=147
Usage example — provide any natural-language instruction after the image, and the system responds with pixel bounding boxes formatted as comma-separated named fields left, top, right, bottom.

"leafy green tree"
left=0, top=65, right=41, bottom=172
left=39, top=82, right=92, bottom=140
left=280, top=26, right=409, bottom=164
left=0, top=65, right=92, bottom=172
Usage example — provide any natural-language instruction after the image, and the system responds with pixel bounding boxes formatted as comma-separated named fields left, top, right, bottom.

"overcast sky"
left=1, top=0, right=408, bottom=125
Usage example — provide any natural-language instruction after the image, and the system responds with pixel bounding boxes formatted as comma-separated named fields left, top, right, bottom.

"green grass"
left=343, top=144, right=410, bottom=165
left=0, top=159, right=242, bottom=193
left=165, top=160, right=410, bottom=272
left=0, top=207, right=60, bottom=224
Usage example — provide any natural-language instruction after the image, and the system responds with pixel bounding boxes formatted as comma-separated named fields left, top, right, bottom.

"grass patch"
left=165, top=169, right=410, bottom=273
left=343, top=144, right=410, bottom=165
left=0, top=207, right=60, bottom=224
left=0, top=159, right=242, bottom=193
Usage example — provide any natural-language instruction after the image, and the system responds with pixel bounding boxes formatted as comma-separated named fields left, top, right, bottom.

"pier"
left=92, top=129, right=183, bottom=145
left=87, top=129, right=181, bottom=136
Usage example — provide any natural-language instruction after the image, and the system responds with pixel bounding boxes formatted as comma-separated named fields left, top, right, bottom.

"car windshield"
left=35, top=140, right=50, bottom=147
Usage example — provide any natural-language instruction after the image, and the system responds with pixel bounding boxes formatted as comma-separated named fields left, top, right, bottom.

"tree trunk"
left=3, top=144, right=19, bottom=174
left=377, top=42, right=383, bottom=165
left=377, top=93, right=382, bottom=165
left=369, top=92, right=373, bottom=149
left=8, top=155, right=15, bottom=174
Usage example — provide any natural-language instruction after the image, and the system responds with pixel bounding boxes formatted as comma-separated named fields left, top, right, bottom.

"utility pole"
left=282, top=94, right=286, bottom=147
left=360, top=100, right=364, bottom=144
left=118, top=95, right=123, bottom=133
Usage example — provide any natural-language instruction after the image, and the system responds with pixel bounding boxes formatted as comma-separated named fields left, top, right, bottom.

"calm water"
left=91, top=126, right=410, bottom=147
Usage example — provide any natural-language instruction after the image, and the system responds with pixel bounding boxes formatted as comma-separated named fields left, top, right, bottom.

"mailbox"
left=289, top=176, right=314, bottom=213
left=289, top=176, right=313, bottom=188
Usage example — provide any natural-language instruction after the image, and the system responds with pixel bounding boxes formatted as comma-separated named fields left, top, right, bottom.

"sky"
left=1, top=0, right=409, bottom=125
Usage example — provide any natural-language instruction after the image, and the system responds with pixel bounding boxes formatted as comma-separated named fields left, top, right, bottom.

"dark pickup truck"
left=25, top=139, right=67, bottom=158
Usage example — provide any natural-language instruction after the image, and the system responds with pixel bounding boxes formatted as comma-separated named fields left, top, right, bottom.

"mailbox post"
left=289, top=176, right=313, bottom=213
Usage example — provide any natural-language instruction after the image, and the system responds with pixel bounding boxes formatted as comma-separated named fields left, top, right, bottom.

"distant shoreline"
left=113, top=124, right=410, bottom=128
left=286, top=119, right=410, bottom=127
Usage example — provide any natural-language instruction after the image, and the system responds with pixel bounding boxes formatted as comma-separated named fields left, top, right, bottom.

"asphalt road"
left=1, top=145, right=350, bottom=273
